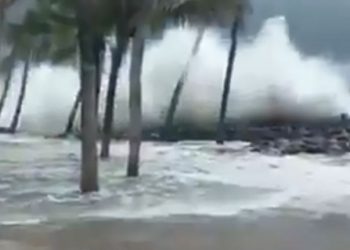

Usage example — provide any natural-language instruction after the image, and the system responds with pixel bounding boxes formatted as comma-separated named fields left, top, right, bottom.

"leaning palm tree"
left=35, top=0, right=110, bottom=139
left=216, top=2, right=248, bottom=144
left=162, top=0, right=248, bottom=141
left=216, top=16, right=240, bottom=144
left=8, top=49, right=31, bottom=133
left=99, top=0, right=169, bottom=160
left=115, top=0, right=190, bottom=176
left=0, top=8, right=50, bottom=133
left=162, top=26, right=205, bottom=139
left=34, top=0, right=114, bottom=192
left=0, top=46, right=16, bottom=118
left=122, top=0, right=249, bottom=176
left=0, top=0, right=17, bottom=118
left=100, top=0, right=130, bottom=159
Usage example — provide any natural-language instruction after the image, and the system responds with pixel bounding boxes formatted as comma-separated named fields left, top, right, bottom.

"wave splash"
left=1, top=16, right=350, bottom=135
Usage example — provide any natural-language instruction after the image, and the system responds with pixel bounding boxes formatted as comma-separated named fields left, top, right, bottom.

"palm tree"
left=0, top=46, right=16, bottom=118
left=122, top=0, right=249, bottom=176
left=99, top=0, right=167, bottom=159
left=61, top=88, right=81, bottom=136
left=161, top=0, right=248, bottom=142
left=0, top=0, right=18, bottom=120
left=127, top=24, right=145, bottom=177
left=99, top=0, right=191, bottom=160
left=75, top=0, right=101, bottom=193
left=162, top=26, right=205, bottom=139
left=100, top=25, right=129, bottom=159
left=216, top=16, right=240, bottom=144
left=8, top=49, right=31, bottom=133
left=32, top=0, right=113, bottom=192
left=41, top=0, right=107, bottom=191
left=0, top=8, right=49, bottom=133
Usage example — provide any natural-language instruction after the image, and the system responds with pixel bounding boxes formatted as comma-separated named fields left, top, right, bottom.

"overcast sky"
left=5, top=0, right=350, bottom=61
left=245, top=0, right=350, bottom=61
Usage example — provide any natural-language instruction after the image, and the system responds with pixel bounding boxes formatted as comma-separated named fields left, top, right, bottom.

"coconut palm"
left=75, top=0, right=101, bottom=193
left=160, top=0, right=248, bottom=141
left=216, top=16, right=240, bottom=144
left=121, top=0, right=250, bottom=176
left=0, top=45, right=16, bottom=118
left=162, top=26, right=205, bottom=139
left=0, top=0, right=101, bottom=192
left=216, top=2, right=249, bottom=144
left=32, top=0, right=112, bottom=192
left=0, top=0, right=18, bottom=119
left=100, top=1, right=129, bottom=159
left=99, top=0, right=171, bottom=160
left=8, top=49, right=31, bottom=133
left=0, top=8, right=52, bottom=133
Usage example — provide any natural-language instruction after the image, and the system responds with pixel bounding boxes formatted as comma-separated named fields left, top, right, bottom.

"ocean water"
left=1, top=135, right=350, bottom=224
left=1, top=16, right=350, bottom=225
left=1, top=16, right=350, bottom=136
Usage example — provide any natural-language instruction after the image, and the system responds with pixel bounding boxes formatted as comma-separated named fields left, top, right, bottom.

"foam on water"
left=2, top=16, right=350, bottom=224
left=1, top=16, right=350, bottom=135
left=1, top=136, right=350, bottom=223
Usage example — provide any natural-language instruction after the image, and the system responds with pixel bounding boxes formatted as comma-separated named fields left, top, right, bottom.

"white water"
left=1, top=136, right=350, bottom=224
left=2, top=16, right=350, bottom=224
left=1, top=16, right=350, bottom=135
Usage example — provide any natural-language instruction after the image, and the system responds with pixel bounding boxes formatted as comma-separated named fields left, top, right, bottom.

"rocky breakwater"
left=247, top=115, right=350, bottom=155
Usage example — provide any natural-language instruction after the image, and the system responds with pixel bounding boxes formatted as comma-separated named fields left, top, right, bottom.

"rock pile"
left=249, top=119, right=350, bottom=155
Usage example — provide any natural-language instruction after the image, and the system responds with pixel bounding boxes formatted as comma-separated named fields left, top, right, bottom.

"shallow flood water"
left=1, top=134, right=350, bottom=249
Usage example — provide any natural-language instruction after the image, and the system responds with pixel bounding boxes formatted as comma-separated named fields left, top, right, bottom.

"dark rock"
left=279, top=139, right=302, bottom=155
left=298, top=127, right=314, bottom=137
left=260, top=129, right=278, bottom=140
left=334, top=129, right=349, bottom=141
left=327, top=138, right=346, bottom=155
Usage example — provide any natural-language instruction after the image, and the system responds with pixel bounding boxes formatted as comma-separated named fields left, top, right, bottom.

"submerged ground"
left=1, top=134, right=350, bottom=249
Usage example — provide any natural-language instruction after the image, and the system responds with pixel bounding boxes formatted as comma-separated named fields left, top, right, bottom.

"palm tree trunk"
left=127, top=26, right=145, bottom=177
left=0, top=48, right=16, bottom=118
left=163, top=27, right=205, bottom=139
left=60, top=88, right=81, bottom=136
left=77, top=0, right=99, bottom=193
left=0, top=9, right=4, bottom=56
left=100, top=34, right=128, bottom=159
left=216, top=18, right=239, bottom=145
left=9, top=51, right=31, bottom=133
left=60, top=38, right=104, bottom=138
left=94, top=35, right=105, bottom=116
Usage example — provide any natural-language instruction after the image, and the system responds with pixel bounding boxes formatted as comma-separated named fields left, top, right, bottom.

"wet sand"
left=1, top=212, right=350, bottom=250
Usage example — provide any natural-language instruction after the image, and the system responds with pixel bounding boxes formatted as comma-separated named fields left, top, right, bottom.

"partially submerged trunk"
left=93, top=35, right=105, bottom=116
left=77, top=0, right=99, bottom=193
left=60, top=38, right=104, bottom=138
left=0, top=47, right=16, bottom=118
left=9, top=50, right=31, bottom=133
left=216, top=18, right=239, bottom=145
left=127, top=26, right=145, bottom=177
left=100, top=34, right=128, bottom=159
left=163, top=27, right=205, bottom=139
left=60, top=88, right=81, bottom=137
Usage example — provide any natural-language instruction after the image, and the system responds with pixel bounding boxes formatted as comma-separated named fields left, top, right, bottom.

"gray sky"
left=5, top=0, right=350, bottom=61
left=245, top=0, right=350, bottom=61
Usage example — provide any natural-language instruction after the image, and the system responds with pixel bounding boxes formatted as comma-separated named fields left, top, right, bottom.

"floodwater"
left=2, top=4, right=350, bottom=248
left=1, top=134, right=350, bottom=249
